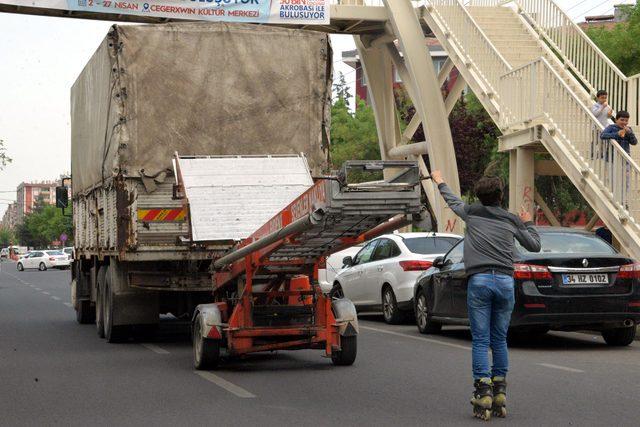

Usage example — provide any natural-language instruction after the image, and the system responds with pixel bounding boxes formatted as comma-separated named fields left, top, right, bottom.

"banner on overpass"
left=1, top=0, right=330, bottom=25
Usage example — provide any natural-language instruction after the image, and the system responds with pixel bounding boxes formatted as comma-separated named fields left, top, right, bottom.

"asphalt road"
left=1, top=260, right=639, bottom=426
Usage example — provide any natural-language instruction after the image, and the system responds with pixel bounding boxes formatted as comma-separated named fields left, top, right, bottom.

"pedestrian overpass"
left=3, top=0, right=640, bottom=258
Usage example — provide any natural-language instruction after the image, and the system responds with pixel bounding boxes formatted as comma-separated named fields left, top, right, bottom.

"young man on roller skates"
left=430, top=171, right=541, bottom=420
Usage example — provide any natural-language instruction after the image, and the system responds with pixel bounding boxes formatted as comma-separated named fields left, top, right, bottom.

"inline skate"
left=470, top=377, right=493, bottom=421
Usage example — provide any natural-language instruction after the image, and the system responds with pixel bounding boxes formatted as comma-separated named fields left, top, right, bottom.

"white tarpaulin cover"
left=176, top=155, right=313, bottom=241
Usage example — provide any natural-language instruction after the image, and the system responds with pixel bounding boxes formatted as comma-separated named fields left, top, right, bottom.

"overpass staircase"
left=420, top=0, right=640, bottom=258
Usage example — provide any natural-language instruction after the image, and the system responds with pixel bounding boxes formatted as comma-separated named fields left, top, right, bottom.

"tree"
left=332, top=72, right=353, bottom=109
left=586, top=4, right=640, bottom=75
left=16, top=205, right=72, bottom=248
left=0, top=228, right=16, bottom=247
left=0, top=139, right=11, bottom=170
left=329, top=96, right=380, bottom=169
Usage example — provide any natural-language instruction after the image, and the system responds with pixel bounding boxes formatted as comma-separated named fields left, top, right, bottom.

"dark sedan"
left=413, top=227, right=640, bottom=346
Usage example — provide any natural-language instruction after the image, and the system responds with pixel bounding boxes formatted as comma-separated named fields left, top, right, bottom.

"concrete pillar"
left=514, top=148, right=535, bottom=217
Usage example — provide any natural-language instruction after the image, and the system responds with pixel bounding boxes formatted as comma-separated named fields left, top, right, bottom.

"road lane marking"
left=360, top=325, right=471, bottom=351
left=537, top=363, right=584, bottom=373
left=64, top=302, right=73, bottom=308
left=42, top=291, right=50, bottom=295
left=51, top=296, right=61, bottom=301
left=35, top=287, right=42, bottom=291
left=194, top=371, right=256, bottom=398
left=141, top=343, right=170, bottom=355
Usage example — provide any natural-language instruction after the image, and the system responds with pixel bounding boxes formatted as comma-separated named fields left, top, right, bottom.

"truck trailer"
left=69, top=23, right=332, bottom=342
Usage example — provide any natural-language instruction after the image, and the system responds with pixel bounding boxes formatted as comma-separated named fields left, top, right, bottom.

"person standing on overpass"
left=430, top=170, right=541, bottom=420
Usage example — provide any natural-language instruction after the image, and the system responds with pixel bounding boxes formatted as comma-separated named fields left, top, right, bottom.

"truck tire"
left=104, top=270, right=129, bottom=343
left=602, top=326, right=636, bottom=346
left=96, top=266, right=107, bottom=338
left=331, top=335, right=357, bottom=366
left=76, top=299, right=95, bottom=324
left=193, top=315, right=220, bottom=370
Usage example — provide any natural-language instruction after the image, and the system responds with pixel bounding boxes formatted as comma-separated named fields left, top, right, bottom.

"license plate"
left=562, top=273, right=608, bottom=285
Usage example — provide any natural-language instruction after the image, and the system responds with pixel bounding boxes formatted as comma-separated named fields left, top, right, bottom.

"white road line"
left=360, top=325, right=471, bottom=351
left=51, top=296, right=61, bottom=301
left=42, top=291, right=50, bottom=295
left=35, top=287, right=42, bottom=291
left=64, top=302, right=73, bottom=308
left=537, top=363, right=584, bottom=373
left=194, top=371, right=256, bottom=398
left=29, top=285, right=34, bottom=288
left=140, top=343, right=170, bottom=355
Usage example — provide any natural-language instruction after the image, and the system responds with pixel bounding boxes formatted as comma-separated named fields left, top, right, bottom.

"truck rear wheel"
left=76, top=299, right=95, bottom=324
left=104, top=270, right=129, bottom=343
left=193, top=315, right=220, bottom=370
left=96, top=266, right=107, bottom=338
left=331, top=335, right=357, bottom=366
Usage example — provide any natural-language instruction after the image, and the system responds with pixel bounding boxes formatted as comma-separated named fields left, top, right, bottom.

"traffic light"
left=56, top=186, right=69, bottom=209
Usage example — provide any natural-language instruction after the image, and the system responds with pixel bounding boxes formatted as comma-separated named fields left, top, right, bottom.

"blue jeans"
left=467, top=272, right=515, bottom=380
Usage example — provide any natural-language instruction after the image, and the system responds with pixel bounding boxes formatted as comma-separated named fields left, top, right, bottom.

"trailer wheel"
left=104, top=270, right=129, bottom=343
left=96, top=266, right=107, bottom=338
left=193, top=315, right=220, bottom=370
left=331, top=335, right=357, bottom=366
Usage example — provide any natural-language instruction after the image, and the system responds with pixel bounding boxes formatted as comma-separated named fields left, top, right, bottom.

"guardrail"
left=427, top=0, right=511, bottom=98
left=467, top=0, right=639, bottom=125
left=500, top=57, right=640, bottom=217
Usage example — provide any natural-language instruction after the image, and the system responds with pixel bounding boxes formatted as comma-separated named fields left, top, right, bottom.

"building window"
left=394, top=69, right=402, bottom=83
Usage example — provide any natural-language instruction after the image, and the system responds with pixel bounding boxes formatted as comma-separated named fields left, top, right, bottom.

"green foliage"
left=586, top=4, right=640, bottom=75
left=329, top=97, right=380, bottom=170
left=16, top=204, right=72, bottom=248
left=332, top=72, right=353, bottom=109
left=0, top=228, right=16, bottom=247
left=0, top=139, right=12, bottom=170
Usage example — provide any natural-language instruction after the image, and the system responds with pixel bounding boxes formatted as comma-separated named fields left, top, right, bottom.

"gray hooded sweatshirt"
left=438, top=183, right=542, bottom=277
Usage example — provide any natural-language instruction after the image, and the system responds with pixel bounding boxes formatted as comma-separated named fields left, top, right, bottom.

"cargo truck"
left=68, top=23, right=332, bottom=342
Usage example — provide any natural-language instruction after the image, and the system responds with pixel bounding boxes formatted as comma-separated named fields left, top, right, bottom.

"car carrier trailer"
left=180, top=157, right=427, bottom=368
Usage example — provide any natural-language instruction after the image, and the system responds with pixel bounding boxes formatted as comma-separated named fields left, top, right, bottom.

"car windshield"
left=46, top=250, right=64, bottom=255
left=404, top=237, right=460, bottom=255
left=64, top=248, right=72, bottom=254
left=517, top=232, right=616, bottom=254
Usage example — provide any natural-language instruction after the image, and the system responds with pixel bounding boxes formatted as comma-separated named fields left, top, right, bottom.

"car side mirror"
left=342, top=256, right=354, bottom=267
left=56, top=186, right=69, bottom=209
left=433, top=256, right=445, bottom=268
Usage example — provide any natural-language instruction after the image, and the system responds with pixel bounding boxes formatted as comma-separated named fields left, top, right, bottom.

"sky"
left=0, top=0, right=634, bottom=216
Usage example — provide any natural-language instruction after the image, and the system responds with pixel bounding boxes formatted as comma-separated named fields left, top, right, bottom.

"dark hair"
left=596, top=90, right=608, bottom=97
left=616, top=110, right=630, bottom=120
left=474, top=176, right=504, bottom=206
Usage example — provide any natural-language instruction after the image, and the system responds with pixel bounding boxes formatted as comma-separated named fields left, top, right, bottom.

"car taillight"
left=399, top=260, right=433, bottom=271
left=618, top=263, right=640, bottom=279
left=513, top=263, right=552, bottom=280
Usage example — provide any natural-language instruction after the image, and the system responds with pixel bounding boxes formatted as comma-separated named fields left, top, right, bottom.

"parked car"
left=0, top=248, right=8, bottom=260
left=329, top=232, right=462, bottom=324
left=318, top=243, right=364, bottom=291
left=16, top=250, right=71, bottom=271
left=414, top=227, right=640, bottom=346
left=63, top=247, right=74, bottom=260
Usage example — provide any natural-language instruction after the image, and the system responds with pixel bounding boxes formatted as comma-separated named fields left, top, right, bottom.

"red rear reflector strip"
left=629, top=302, right=640, bottom=307
left=399, top=260, right=433, bottom=271
left=524, top=303, right=546, bottom=309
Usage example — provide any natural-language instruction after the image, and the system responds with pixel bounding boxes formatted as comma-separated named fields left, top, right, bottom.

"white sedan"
left=330, top=232, right=462, bottom=324
left=16, top=250, right=71, bottom=271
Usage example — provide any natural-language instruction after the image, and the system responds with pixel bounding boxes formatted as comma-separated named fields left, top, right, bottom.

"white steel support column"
left=384, top=0, right=462, bottom=234
left=355, top=38, right=399, bottom=160
left=509, top=150, right=517, bottom=212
